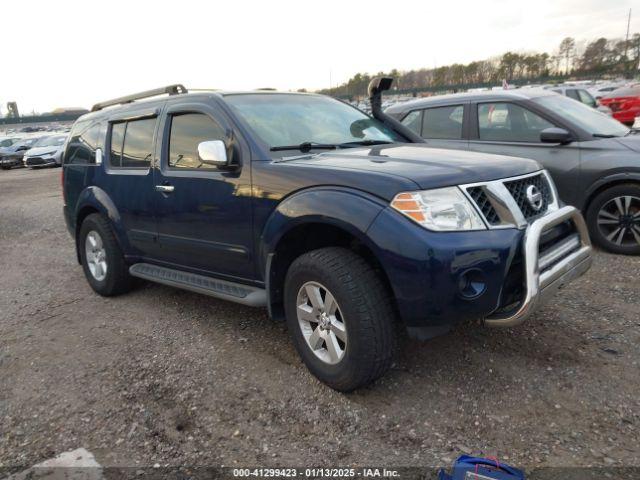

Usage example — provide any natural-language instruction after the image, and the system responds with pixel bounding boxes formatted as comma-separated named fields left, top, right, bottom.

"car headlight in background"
left=391, top=187, right=486, bottom=231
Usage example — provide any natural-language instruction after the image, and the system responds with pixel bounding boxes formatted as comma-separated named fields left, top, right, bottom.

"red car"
left=599, top=85, right=640, bottom=126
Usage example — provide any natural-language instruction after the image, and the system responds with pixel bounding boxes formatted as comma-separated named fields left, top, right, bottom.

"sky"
left=1, top=0, right=638, bottom=114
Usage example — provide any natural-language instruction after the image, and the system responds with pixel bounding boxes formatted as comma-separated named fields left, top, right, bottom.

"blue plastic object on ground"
left=438, top=455, right=525, bottom=480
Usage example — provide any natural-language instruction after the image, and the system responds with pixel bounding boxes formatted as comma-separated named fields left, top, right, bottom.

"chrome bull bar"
left=485, top=205, right=593, bottom=327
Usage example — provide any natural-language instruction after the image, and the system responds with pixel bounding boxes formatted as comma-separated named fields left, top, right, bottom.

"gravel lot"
left=0, top=168, right=639, bottom=474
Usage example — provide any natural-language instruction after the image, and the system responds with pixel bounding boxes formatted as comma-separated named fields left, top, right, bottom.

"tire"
left=284, top=247, right=396, bottom=391
left=1, top=166, right=10, bottom=170
left=586, top=183, right=640, bottom=255
left=79, top=213, right=134, bottom=296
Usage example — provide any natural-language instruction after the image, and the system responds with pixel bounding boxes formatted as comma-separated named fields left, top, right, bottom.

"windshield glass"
left=225, top=93, right=402, bottom=149
left=533, top=95, right=629, bottom=137
left=0, top=138, right=20, bottom=148
left=34, top=135, right=67, bottom=147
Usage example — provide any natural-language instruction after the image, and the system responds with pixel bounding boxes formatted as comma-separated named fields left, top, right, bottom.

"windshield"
left=225, top=93, right=403, bottom=150
left=33, top=135, right=67, bottom=147
left=533, top=95, right=629, bottom=137
left=0, top=138, right=20, bottom=148
left=19, top=138, right=39, bottom=148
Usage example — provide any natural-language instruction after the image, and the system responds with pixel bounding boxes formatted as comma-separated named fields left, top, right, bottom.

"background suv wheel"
left=284, top=247, right=396, bottom=392
left=586, top=184, right=640, bottom=255
left=79, top=213, right=134, bottom=296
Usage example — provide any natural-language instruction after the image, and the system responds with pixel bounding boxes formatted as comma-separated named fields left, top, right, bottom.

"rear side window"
left=110, top=122, right=126, bottom=166
left=566, top=89, right=580, bottom=101
left=109, top=117, right=156, bottom=168
left=577, top=89, right=596, bottom=108
left=422, top=105, right=464, bottom=139
left=168, top=113, right=226, bottom=169
left=64, top=121, right=101, bottom=165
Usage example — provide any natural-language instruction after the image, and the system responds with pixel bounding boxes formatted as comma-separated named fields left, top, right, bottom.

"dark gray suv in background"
left=387, top=89, right=640, bottom=254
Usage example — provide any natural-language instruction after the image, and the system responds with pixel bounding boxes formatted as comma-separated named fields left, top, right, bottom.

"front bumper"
left=367, top=203, right=592, bottom=339
left=484, top=205, right=592, bottom=327
left=0, top=156, right=23, bottom=167
left=24, top=156, right=57, bottom=167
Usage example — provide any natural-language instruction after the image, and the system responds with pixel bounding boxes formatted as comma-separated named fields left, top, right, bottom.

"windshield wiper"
left=338, top=139, right=394, bottom=147
left=270, top=142, right=338, bottom=153
left=592, top=133, right=618, bottom=138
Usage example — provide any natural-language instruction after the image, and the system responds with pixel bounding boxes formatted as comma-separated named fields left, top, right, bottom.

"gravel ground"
left=0, top=168, right=639, bottom=474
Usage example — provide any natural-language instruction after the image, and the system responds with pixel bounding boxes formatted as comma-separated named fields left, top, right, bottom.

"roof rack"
left=91, top=84, right=188, bottom=112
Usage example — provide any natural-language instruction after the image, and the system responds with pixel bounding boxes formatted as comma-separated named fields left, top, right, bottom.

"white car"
left=22, top=134, right=68, bottom=168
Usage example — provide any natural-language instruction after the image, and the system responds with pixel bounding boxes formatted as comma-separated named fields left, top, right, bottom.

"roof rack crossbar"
left=91, top=84, right=188, bottom=111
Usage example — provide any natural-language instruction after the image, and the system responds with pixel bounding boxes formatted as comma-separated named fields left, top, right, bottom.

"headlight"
left=391, top=187, right=486, bottom=231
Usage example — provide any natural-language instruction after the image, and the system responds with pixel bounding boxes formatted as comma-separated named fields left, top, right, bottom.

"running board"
left=129, top=263, right=266, bottom=307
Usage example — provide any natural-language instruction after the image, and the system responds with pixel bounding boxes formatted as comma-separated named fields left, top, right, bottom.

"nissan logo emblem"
left=526, top=185, right=543, bottom=211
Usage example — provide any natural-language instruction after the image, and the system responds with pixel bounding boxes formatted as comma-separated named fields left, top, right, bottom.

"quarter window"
left=422, top=105, right=464, bottom=139
left=477, top=102, right=554, bottom=143
left=400, top=110, right=422, bottom=136
left=168, top=113, right=226, bottom=169
left=64, top=121, right=101, bottom=165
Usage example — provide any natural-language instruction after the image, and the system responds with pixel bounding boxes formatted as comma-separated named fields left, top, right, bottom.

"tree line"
left=318, top=34, right=640, bottom=98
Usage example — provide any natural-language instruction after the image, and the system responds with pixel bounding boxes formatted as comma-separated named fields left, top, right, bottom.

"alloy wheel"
left=597, top=195, right=640, bottom=247
left=85, top=230, right=108, bottom=281
left=296, top=281, right=347, bottom=365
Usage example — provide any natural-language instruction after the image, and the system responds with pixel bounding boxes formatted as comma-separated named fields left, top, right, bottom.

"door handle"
left=155, top=185, right=175, bottom=193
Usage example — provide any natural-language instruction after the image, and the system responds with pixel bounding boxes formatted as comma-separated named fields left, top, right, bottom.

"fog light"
left=458, top=269, right=486, bottom=299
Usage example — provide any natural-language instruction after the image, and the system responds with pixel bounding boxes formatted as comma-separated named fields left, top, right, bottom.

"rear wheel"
left=79, top=214, right=133, bottom=295
left=586, top=184, right=640, bottom=255
left=284, top=247, right=396, bottom=391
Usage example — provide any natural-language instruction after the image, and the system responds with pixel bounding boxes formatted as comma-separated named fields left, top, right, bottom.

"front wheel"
left=586, top=184, right=640, bottom=255
left=284, top=247, right=396, bottom=391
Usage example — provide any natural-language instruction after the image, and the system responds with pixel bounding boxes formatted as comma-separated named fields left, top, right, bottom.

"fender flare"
left=73, top=186, right=130, bottom=259
left=582, top=171, right=640, bottom=210
left=260, top=187, right=389, bottom=315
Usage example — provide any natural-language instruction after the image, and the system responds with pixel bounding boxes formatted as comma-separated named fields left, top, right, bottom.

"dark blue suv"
left=62, top=82, right=593, bottom=391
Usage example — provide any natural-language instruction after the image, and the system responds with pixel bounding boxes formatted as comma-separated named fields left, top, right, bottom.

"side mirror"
left=197, top=140, right=228, bottom=167
left=540, top=127, right=573, bottom=145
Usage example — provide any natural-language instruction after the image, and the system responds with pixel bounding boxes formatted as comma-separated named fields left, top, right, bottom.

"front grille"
left=26, top=157, right=46, bottom=165
left=467, top=186, right=500, bottom=225
left=504, top=173, right=552, bottom=222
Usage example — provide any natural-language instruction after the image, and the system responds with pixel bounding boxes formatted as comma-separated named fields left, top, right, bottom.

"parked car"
left=23, top=134, right=68, bottom=168
left=598, top=85, right=640, bottom=127
left=62, top=82, right=592, bottom=391
left=0, top=136, right=41, bottom=169
left=588, top=83, right=626, bottom=100
left=386, top=89, right=640, bottom=254
left=549, top=86, right=613, bottom=116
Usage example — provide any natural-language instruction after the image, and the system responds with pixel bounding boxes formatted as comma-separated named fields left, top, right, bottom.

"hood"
left=614, top=135, right=640, bottom=153
left=284, top=144, right=541, bottom=190
left=24, top=145, right=63, bottom=156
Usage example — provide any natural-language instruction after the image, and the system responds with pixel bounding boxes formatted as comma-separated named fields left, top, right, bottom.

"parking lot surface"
left=0, top=168, right=639, bottom=471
